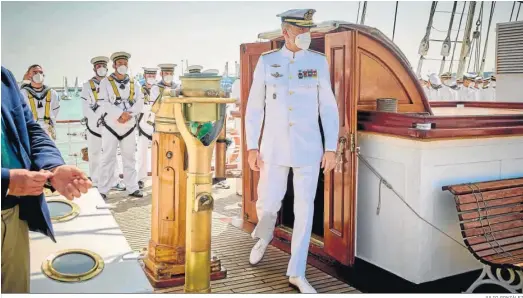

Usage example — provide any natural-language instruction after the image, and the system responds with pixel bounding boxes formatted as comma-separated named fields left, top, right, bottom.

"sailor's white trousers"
left=98, top=127, right=139, bottom=195
left=252, top=163, right=320, bottom=277
left=137, top=134, right=151, bottom=182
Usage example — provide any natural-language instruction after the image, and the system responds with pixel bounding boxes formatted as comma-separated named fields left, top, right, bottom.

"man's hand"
left=118, top=112, right=132, bottom=123
left=50, top=165, right=92, bottom=200
left=321, top=151, right=336, bottom=174
left=8, top=169, right=54, bottom=196
left=247, top=149, right=263, bottom=172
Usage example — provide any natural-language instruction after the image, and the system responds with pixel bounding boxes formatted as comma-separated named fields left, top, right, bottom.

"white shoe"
left=289, top=276, right=317, bottom=294
left=249, top=238, right=269, bottom=265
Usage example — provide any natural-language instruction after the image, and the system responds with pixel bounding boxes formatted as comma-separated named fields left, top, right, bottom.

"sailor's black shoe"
left=138, top=180, right=144, bottom=189
left=130, top=190, right=144, bottom=198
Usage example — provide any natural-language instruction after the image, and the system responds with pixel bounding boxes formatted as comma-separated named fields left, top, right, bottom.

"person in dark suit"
left=1, top=66, right=92, bottom=293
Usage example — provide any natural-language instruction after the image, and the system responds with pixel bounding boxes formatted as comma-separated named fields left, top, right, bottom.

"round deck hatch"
left=42, top=249, right=104, bottom=282
left=47, top=199, right=79, bottom=222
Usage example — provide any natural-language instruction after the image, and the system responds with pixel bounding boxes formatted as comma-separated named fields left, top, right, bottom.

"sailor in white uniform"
left=439, top=72, right=459, bottom=101
left=149, top=63, right=178, bottom=108
left=427, top=73, right=443, bottom=101
left=483, top=75, right=496, bottom=102
left=20, top=64, right=60, bottom=140
left=136, top=67, right=158, bottom=189
left=80, top=56, right=125, bottom=190
left=474, top=76, right=484, bottom=101
left=458, top=73, right=477, bottom=101
left=97, top=51, right=144, bottom=199
left=418, top=75, right=430, bottom=99
left=245, top=9, right=339, bottom=293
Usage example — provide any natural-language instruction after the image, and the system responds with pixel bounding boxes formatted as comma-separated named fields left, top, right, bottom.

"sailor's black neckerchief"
left=157, top=81, right=171, bottom=89
left=110, top=73, right=130, bottom=89
left=91, top=77, right=101, bottom=85
left=430, top=83, right=443, bottom=90
left=23, top=84, right=51, bottom=100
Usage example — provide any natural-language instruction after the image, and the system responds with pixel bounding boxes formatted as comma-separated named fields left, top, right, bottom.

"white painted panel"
left=30, top=189, right=153, bottom=293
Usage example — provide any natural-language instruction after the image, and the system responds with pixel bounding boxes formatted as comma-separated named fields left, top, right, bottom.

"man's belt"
left=137, top=113, right=152, bottom=140
left=99, top=113, right=136, bottom=141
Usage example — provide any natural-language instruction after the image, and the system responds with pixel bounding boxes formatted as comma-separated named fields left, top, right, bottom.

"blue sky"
left=1, top=1, right=516, bottom=86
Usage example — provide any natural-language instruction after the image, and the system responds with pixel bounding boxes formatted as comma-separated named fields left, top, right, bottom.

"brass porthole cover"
left=47, top=198, right=80, bottom=223
left=42, top=249, right=104, bottom=282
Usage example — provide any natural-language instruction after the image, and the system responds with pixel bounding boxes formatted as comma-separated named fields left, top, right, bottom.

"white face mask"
left=295, top=32, right=312, bottom=50
left=146, top=78, right=156, bottom=85
left=32, top=73, right=44, bottom=84
left=490, top=82, right=496, bottom=88
left=477, top=84, right=483, bottom=89
left=96, top=67, right=108, bottom=77
left=117, top=65, right=128, bottom=75
left=163, top=75, right=173, bottom=84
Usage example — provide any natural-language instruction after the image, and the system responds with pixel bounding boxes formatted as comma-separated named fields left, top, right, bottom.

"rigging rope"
left=449, top=1, right=467, bottom=73
left=357, top=152, right=469, bottom=250
left=479, top=1, right=496, bottom=76
left=356, top=1, right=361, bottom=24
left=392, top=1, right=399, bottom=42
left=510, top=1, right=516, bottom=21
left=517, top=2, right=522, bottom=20
left=467, top=1, right=484, bottom=74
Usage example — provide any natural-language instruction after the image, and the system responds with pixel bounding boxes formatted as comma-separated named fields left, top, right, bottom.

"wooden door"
left=323, top=31, right=358, bottom=266
left=240, top=41, right=272, bottom=226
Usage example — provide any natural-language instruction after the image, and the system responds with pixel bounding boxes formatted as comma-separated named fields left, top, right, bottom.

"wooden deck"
left=107, top=179, right=360, bottom=294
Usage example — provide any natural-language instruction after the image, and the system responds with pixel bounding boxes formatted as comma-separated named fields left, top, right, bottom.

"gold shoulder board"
left=261, top=49, right=280, bottom=56
left=308, top=49, right=325, bottom=56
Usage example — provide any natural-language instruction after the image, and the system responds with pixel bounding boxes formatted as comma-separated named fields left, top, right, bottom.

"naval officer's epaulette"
left=307, top=49, right=325, bottom=56
left=261, top=49, right=280, bottom=56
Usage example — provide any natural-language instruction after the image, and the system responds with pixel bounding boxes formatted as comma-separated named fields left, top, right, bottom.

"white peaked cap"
left=428, top=73, right=441, bottom=85
left=90, top=56, right=109, bottom=65
left=110, top=51, right=131, bottom=62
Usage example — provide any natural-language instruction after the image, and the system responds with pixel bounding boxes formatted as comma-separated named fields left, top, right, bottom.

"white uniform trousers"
left=252, top=163, right=320, bottom=277
left=137, top=134, right=151, bottom=182
left=98, top=127, right=139, bottom=195
left=86, top=131, right=102, bottom=187
left=87, top=131, right=121, bottom=188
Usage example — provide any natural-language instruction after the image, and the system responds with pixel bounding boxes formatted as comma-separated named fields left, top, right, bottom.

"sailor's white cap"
left=474, top=76, right=483, bottom=81
left=90, top=56, right=109, bottom=65
left=463, top=72, right=476, bottom=80
left=158, top=64, right=177, bottom=71
left=110, top=51, right=131, bottom=62
left=143, top=67, right=158, bottom=74
left=428, top=73, right=441, bottom=85
left=187, top=65, right=203, bottom=73
left=440, top=72, right=452, bottom=79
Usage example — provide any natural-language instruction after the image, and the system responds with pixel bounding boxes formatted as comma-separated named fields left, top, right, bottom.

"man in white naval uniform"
left=245, top=9, right=339, bottom=293
left=20, top=64, right=60, bottom=140
left=149, top=63, right=178, bottom=108
left=97, top=51, right=144, bottom=199
left=458, top=73, right=477, bottom=101
left=439, top=72, right=458, bottom=101
left=427, top=73, right=443, bottom=101
left=483, top=75, right=496, bottom=102
left=136, top=67, right=158, bottom=189
left=81, top=56, right=126, bottom=191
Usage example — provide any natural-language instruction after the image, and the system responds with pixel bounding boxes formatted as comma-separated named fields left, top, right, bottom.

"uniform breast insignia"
left=271, top=72, right=283, bottom=78
left=299, top=69, right=317, bottom=79
left=271, top=64, right=281, bottom=68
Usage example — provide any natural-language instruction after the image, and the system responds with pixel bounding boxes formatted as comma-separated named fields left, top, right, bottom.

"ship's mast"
left=456, top=1, right=477, bottom=79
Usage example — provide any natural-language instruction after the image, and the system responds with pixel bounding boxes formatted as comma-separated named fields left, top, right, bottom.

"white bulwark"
left=29, top=189, right=153, bottom=293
